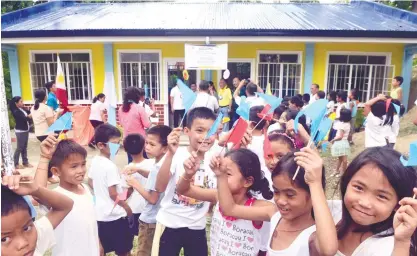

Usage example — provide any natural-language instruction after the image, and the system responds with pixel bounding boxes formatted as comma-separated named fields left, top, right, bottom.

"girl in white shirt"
left=387, top=99, right=402, bottom=149
left=176, top=149, right=274, bottom=256
left=326, top=91, right=337, bottom=117
left=333, top=147, right=417, bottom=256
left=330, top=108, right=352, bottom=177
left=89, top=93, right=106, bottom=147
left=211, top=149, right=339, bottom=256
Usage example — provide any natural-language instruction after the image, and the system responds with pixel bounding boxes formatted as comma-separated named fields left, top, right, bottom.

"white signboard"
left=185, top=44, right=228, bottom=70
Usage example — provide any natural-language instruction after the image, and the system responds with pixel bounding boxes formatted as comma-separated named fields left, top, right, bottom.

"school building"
left=2, top=0, right=417, bottom=126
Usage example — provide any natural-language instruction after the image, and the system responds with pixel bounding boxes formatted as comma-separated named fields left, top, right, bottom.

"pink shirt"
left=118, top=103, right=151, bottom=138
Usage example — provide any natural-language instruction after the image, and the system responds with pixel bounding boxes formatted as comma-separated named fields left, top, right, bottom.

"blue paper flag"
left=315, top=117, right=333, bottom=144
left=109, top=142, right=120, bottom=160
left=256, top=93, right=283, bottom=113
left=236, top=96, right=250, bottom=120
left=392, top=103, right=400, bottom=114
left=400, top=141, right=417, bottom=167
left=177, top=79, right=197, bottom=113
left=294, top=99, right=328, bottom=134
left=206, top=112, right=224, bottom=138
left=47, top=112, right=73, bottom=132
left=23, top=196, right=37, bottom=219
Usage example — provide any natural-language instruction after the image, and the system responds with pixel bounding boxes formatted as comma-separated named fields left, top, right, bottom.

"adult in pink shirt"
left=118, top=87, right=151, bottom=163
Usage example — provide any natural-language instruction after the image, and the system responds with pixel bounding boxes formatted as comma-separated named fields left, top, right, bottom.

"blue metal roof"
left=2, top=0, right=417, bottom=38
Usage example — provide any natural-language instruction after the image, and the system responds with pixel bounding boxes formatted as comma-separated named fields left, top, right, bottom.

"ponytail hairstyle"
left=45, top=81, right=55, bottom=92
left=383, top=97, right=395, bottom=126
left=92, top=93, right=105, bottom=103
left=34, top=89, right=47, bottom=111
left=370, top=100, right=386, bottom=119
left=9, top=96, right=21, bottom=113
left=271, top=152, right=326, bottom=218
left=337, top=147, right=417, bottom=255
left=225, top=148, right=273, bottom=200
left=122, top=87, right=140, bottom=112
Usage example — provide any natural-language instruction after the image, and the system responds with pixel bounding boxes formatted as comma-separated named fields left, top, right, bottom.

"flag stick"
left=251, top=115, right=266, bottom=131
left=178, top=113, right=187, bottom=128
left=413, top=194, right=416, bottom=199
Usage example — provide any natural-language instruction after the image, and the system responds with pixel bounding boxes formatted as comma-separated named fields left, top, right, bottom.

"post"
left=303, top=43, right=315, bottom=94
left=402, top=45, right=415, bottom=111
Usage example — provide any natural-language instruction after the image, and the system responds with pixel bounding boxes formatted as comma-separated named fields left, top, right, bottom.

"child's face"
left=222, top=157, right=252, bottom=195
left=265, top=141, right=292, bottom=172
left=1, top=210, right=37, bottom=256
left=145, top=134, right=167, bottom=159
left=336, top=96, right=341, bottom=102
left=344, top=164, right=398, bottom=226
left=272, top=174, right=312, bottom=220
left=288, top=101, right=297, bottom=111
left=52, top=153, right=87, bottom=186
left=184, top=118, right=215, bottom=153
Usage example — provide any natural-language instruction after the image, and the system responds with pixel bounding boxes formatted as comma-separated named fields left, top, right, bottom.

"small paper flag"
left=400, top=141, right=417, bottom=167
left=256, top=93, right=282, bottom=114
left=227, top=118, right=248, bottom=149
left=177, top=79, right=197, bottom=114
left=47, top=112, right=73, bottom=132
left=265, top=83, right=272, bottom=96
left=112, top=188, right=128, bottom=213
left=206, top=112, right=224, bottom=138
left=314, top=118, right=333, bottom=144
left=263, top=129, right=273, bottom=159
left=257, top=104, right=272, bottom=121
left=294, top=99, right=328, bottom=134
left=392, top=103, right=400, bottom=114
left=109, top=142, right=120, bottom=160
left=236, top=96, right=250, bottom=120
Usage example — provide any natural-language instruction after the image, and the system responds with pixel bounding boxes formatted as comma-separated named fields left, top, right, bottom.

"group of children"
left=2, top=97, right=417, bottom=256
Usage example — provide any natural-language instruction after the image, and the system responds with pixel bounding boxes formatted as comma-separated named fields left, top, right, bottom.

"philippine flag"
left=56, top=55, right=69, bottom=114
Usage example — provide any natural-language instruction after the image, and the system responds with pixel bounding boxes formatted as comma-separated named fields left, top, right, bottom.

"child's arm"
left=397, top=88, right=403, bottom=103
left=213, top=156, right=276, bottom=222
left=34, top=135, right=58, bottom=189
left=126, top=176, right=159, bottom=204
left=295, top=148, right=338, bottom=256
left=108, top=185, right=132, bottom=216
left=392, top=188, right=417, bottom=256
left=123, top=165, right=150, bottom=178
left=155, top=127, right=181, bottom=192
left=176, top=151, right=217, bottom=203
left=330, top=130, right=344, bottom=143
left=2, top=175, right=73, bottom=229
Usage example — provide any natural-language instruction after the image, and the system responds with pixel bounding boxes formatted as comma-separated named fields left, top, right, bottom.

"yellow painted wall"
left=18, top=42, right=404, bottom=102
left=17, top=43, right=105, bottom=101
left=313, top=43, right=404, bottom=90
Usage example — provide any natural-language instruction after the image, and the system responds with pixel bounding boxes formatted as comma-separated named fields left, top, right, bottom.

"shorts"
left=130, top=213, right=141, bottom=236
left=137, top=220, right=156, bottom=256
left=97, top=217, right=134, bottom=254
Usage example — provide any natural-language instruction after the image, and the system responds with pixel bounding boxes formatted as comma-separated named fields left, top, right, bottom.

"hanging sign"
left=185, top=44, right=228, bottom=70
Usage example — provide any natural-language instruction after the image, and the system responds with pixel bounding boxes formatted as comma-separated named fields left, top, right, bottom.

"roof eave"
left=2, top=29, right=417, bottom=39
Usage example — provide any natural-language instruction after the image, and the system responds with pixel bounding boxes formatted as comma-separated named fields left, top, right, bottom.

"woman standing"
left=208, top=81, right=218, bottom=99
left=9, top=96, right=33, bottom=169
left=88, top=93, right=106, bottom=148
left=30, top=88, right=59, bottom=183
left=118, top=87, right=151, bottom=163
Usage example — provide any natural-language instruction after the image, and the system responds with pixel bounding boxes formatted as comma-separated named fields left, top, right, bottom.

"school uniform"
left=34, top=217, right=56, bottom=256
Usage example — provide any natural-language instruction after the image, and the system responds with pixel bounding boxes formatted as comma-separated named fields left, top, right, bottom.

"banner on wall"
left=185, top=44, right=228, bottom=70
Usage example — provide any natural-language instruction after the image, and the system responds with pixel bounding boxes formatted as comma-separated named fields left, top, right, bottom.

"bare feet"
left=15, top=164, right=25, bottom=169
left=24, top=163, right=34, bottom=168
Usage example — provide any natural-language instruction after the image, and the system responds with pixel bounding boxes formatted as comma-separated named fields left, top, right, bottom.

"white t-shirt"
left=89, top=101, right=106, bottom=122
left=34, top=217, right=56, bottom=256
left=365, top=112, right=389, bottom=148
left=156, top=147, right=218, bottom=230
left=31, top=103, right=55, bottom=136
left=126, top=159, right=155, bottom=214
left=170, top=86, right=185, bottom=110
left=88, top=156, right=126, bottom=221
left=326, top=100, right=335, bottom=115
left=387, top=115, right=400, bottom=144
left=309, top=94, right=317, bottom=104
left=333, top=102, right=348, bottom=127
left=235, top=95, right=265, bottom=108
left=248, top=135, right=266, bottom=171
left=52, top=185, right=100, bottom=256
left=267, top=212, right=316, bottom=256
left=335, top=122, right=351, bottom=140
left=191, top=92, right=219, bottom=112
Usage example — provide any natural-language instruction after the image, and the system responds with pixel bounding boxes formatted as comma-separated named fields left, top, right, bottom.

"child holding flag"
left=88, top=124, right=134, bottom=256
left=154, top=107, right=219, bottom=256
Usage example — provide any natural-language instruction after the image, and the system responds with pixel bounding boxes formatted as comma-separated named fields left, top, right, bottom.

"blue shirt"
left=47, top=92, right=59, bottom=111
left=139, top=162, right=164, bottom=224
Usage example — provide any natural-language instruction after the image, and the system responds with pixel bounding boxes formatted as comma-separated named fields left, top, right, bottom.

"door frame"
left=216, top=58, right=256, bottom=84
left=163, top=57, right=201, bottom=125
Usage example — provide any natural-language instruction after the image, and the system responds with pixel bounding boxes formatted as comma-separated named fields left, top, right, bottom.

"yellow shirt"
left=390, top=87, right=400, bottom=99
left=218, top=87, right=232, bottom=107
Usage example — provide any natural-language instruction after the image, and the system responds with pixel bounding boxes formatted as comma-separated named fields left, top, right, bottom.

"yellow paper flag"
left=266, top=83, right=272, bottom=96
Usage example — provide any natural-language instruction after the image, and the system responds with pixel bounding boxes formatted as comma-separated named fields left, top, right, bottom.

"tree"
left=378, top=1, right=417, bottom=13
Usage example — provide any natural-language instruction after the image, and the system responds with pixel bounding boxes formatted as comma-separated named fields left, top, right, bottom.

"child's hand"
left=125, top=175, right=139, bottom=188
left=240, top=128, right=252, bottom=148
left=123, top=165, right=137, bottom=176
left=393, top=188, right=417, bottom=242
left=40, top=135, right=58, bottom=159
left=124, top=205, right=133, bottom=217
left=1, top=175, right=39, bottom=195
left=294, top=147, right=323, bottom=186
left=183, top=152, right=199, bottom=179
left=210, top=155, right=225, bottom=177
left=167, top=127, right=182, bottom=154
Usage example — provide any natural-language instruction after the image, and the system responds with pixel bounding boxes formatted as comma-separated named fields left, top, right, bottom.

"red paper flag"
left=386, top=98, right=392, bottom=113
left=257, top=104, right=273, bottom=121
left=112, top=188, right=128, bottom=212
left=227, top=118, right=248, bottom=149
left=263, top=129, right=273, bottom=160
left=260, top=104, right=271, bottom=115
left=56, top=55, right=69, bottom=114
